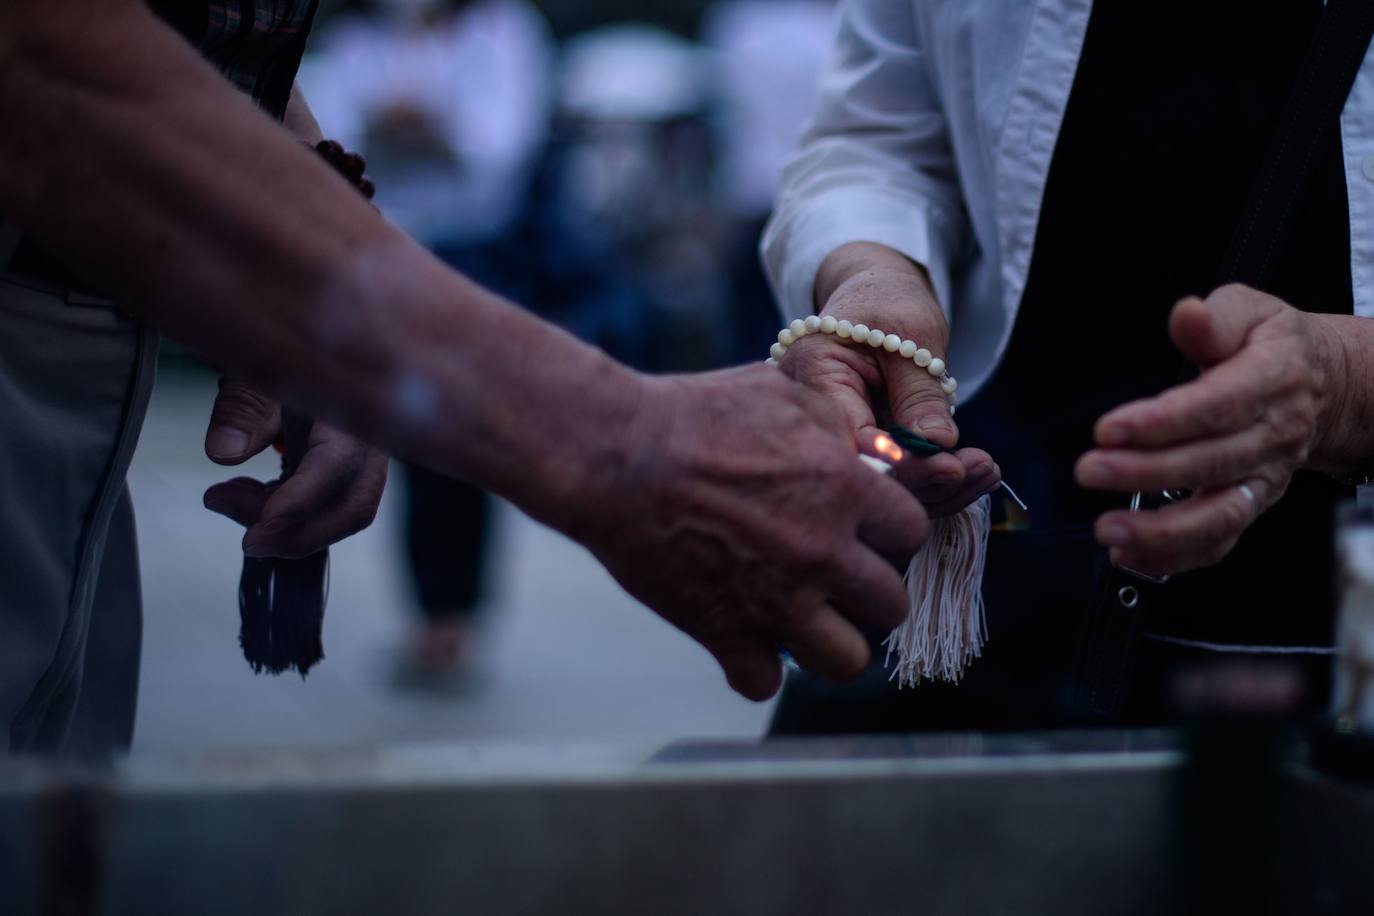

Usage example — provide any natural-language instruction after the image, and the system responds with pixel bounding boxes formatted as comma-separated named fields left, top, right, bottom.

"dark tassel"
left=234, top=138, right=369, bottom=677
left=237, top=411, right=330, bottom=678
left=238, top=552, right=329, bottom=677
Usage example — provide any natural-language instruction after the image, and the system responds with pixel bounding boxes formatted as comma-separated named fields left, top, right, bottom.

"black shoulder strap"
left=1074, top=0, right=1374, bottom=722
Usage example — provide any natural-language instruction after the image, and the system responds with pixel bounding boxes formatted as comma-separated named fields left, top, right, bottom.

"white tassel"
left=883, top=494, right=992, bottom=687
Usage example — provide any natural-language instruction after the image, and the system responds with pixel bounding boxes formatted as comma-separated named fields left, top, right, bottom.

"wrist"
left=516, top=354, right=647, bottom=542
left=818, top=264, right=949, bottom=356
left=1309, top=313, right=1365, bottom=474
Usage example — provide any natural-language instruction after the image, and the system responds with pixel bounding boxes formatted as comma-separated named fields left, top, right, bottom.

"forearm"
left=0, top=2, right=635, bottom=530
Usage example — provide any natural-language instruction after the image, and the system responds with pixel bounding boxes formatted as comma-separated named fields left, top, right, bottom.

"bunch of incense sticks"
left=888, top=426, right=1029, bottom=511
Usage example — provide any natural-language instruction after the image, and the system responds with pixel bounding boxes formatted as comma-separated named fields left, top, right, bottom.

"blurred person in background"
left=300, top=0, right=555, bottom=688
left=552, top=24, right=727, bottom=372
left=700, top=0, right=836, bottom=367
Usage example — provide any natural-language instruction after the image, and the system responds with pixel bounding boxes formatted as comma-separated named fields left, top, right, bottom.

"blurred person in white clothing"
left=701, top=0, right=836, bottom=365
left=300, top=0, right=555, bottom=686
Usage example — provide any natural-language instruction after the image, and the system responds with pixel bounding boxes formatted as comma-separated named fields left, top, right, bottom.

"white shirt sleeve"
left=761, top=0, right=970, bottom=321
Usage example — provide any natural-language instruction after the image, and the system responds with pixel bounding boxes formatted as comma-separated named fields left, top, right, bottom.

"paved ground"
left=126, top=365, right=773, bottom=754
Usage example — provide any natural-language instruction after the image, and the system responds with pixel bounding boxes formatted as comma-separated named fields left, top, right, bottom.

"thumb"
left=205, top=377, right=282, bottom=465
left=1170, top=286, right=1282, bottom=368
left=884, top=356, right=959, bottom=449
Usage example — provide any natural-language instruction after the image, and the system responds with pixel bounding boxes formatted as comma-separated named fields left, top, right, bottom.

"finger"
left=1094, top=480, right=1268, bottom=577
left=713, top=636, right=785, bottom=702
left=1169, top=287, right=1281, bottom=368
left=890, top=452, right=967, bottom=503
left=853, top=464, right=931, bottom=561
left=1093, top=346, right=1278, bottom=449
left=779, top=603, right=872, bottom=681
left=923, top=458, right=1001, bottom=518
left=860, top=426, right=968, bottom=501
left=205, top=378, right=282, bottom=465
left=243, top=443, right=388, bottom=558
left=783, top=336, right=883, bottom=437
left=203, top=477, right=273, bottom=527
left=1076, top=424, right=1270, bottom=493
left=884, top=358, right=960, bottom=449
left=826, top=541, right=914, bottom=631
left=901, top=448, right=994, bottom=510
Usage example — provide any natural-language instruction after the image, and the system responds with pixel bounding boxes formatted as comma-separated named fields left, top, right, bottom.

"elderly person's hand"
left=577, top=363, right=931, bottom=701
left=202, top=377, right=389, bottom=558
left=780, top=243, right=1001, bottom=517
left=1075, top=284, right=1348, bottom=578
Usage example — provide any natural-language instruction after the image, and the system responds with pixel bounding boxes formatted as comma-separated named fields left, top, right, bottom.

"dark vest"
left=958, top=0, right=1355, bottom=653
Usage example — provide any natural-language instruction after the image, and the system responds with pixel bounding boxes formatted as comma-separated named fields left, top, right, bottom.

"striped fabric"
left=148, top=0, right=320, bottom=119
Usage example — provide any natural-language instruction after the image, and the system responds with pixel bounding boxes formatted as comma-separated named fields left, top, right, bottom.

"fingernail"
left=914, top=417, right=955, bottom=446
left=1097, top=523, right=1132, bottom=547
left=915, top=415, right=953, bottom=433
left=207, top=427, right=250, bottom=461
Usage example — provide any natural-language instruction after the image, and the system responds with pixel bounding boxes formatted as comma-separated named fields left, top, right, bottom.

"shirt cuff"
left=761, top=186, right=962, bottom=324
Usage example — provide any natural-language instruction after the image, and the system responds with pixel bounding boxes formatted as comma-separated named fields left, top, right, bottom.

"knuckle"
left=217, top=379, right=273, bottom=410
left=1278, top=357, right=1307, bottom=394
left=1153, top=513, right=1185, bottom=544
left=1289, top=411, right=1316, bottom=450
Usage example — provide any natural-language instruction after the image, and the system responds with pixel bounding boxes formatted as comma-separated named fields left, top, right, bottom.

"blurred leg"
left=398, top=465, right=494, bottom=683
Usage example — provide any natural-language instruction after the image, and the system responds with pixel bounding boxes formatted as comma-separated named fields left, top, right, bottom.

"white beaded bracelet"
left=766, top=315, right=959, bottom=412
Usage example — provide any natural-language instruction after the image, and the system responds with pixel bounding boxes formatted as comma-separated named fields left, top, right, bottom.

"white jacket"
left=762, top=0, right=1374, bottom=400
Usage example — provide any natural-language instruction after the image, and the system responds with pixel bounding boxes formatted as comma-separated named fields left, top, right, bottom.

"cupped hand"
left=581, top=365, right=932, bottom=701
left=202, top=377, right=389, bottom=559
left=781, top=260, right=1000, bottom=517
left=1075, top=284, right=1346, bottom=578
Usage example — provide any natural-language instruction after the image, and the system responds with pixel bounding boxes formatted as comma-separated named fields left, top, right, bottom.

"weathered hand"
left=782, top=254, right=1000, bottom=517
left=1076, top=285, right=1346, bottom=578
left=202, top=377, right=389, bottom=558
left=579, top=365, right=931, bottom=701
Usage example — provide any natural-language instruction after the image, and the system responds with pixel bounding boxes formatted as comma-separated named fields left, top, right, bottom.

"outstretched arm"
left=0, top=1, right=932, bottom=698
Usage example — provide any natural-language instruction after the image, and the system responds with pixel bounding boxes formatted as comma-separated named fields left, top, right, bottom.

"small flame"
left=873, top=435, right=905, bottom=464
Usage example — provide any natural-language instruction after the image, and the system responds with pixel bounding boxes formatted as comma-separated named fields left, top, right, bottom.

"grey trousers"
left=0, top=266, right=156, bottom=755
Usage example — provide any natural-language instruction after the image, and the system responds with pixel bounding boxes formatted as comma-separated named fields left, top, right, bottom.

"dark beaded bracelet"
left=306, top=139, right=376, bottom=200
